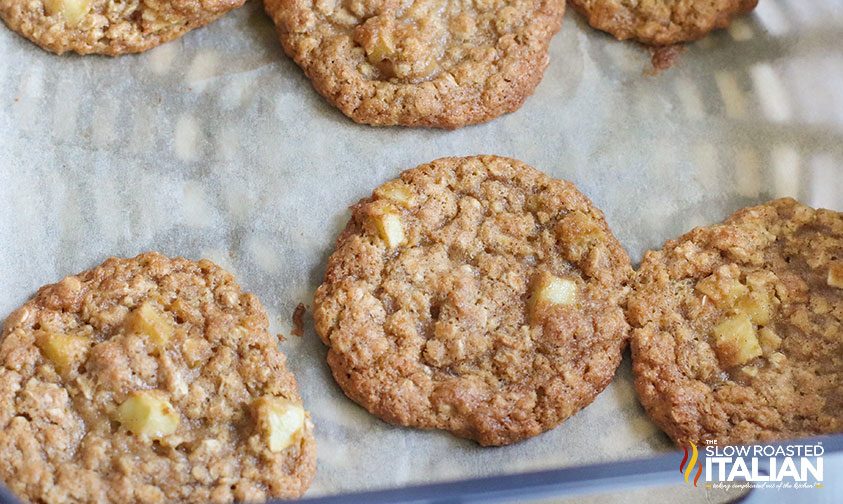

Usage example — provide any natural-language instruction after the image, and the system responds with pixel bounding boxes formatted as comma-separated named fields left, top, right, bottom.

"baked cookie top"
left=569, top=0, right=757, bottom=45
left=264, top=0, right=565, bottom=129
left=313, top=156, right=632, bottom=445
left=0, top=0, right=245, bottom=55
left=0, top=253, right=316, bottom=503
left=629, top=199, right=843, bottom=446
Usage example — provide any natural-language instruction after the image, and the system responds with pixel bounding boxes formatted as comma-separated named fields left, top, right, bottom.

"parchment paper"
left=1, top=0, right=842, bottom=501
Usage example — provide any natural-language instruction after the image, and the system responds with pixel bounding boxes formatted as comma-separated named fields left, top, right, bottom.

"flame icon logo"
left=679, top=442, right=703, bottom=487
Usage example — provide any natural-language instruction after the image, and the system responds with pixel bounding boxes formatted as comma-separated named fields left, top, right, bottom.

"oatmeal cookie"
left=569, top=0, right=758, bottom=45
left=313, top=156, right=633, bottom=445
left=0, top=0, right=245, bottom=55
left=629, top=199, right=843, bottom=446
left=0, top=253, right=316, bottom=503
left=263, top=0, right=566, bottom=129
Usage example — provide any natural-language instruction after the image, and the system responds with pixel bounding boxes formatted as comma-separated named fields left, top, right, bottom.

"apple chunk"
left=528, top=272, right=577, bottom=321
left=734, top=290, right=772, bottom=325
left=116, top=391, right=179, bottom=439
left=124, top=302, right=175, bottom=350
left=374, top=180, right=415, bottom=208
left=695, top=270, right=748, bottom=309
left=371, top=211, right=405, bottom=249
left=712, top=314, right=762, bottom=368
left=253, top=397, right=306, bottom=453
left=36, top=330, right=90, bottom=374
left=44, top=0, right=91, bottom=27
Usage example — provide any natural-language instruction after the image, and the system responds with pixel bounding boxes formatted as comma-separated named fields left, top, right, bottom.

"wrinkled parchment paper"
left=1, top=0, right=842, bottom=501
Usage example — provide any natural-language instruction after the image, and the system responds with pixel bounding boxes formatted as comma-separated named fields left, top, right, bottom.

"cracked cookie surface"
left=313, top=156, right=632, bottom=445
left=0, top=252, right=316, bottom=503
left=264, top=0, right=565, bottom=128
left=629, top=199, right=843, bottom=446
left=569, top=0, right=757, bottom=45
left=0, top=0, right=245, bottom=55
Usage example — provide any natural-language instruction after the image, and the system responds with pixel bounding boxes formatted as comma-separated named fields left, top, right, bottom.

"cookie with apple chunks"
left=313, top=155, right=633, bottom=445
left=629, top=199, right=843, bottom=446
left=0, top=252, right=316, bottom=503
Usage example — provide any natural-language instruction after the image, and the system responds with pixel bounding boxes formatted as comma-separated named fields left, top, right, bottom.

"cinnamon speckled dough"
left=0, top=0, right=245, bottom=55
left=313, top=156, right=633, bottom=445
left=629, top=199, right=843, bottom=447
left=0, top=253, right=316, bottom=503
left=569, top=0, right=758, bottom=45
left=264, top=0, right=565, bottom=128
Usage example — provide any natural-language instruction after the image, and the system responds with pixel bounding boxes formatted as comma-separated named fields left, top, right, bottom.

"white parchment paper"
left=1, top=0, right=842, bottom=501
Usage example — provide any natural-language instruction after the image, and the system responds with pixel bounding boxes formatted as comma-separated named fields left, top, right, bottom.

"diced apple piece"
left=354, top=16, right=398, bottom=74
left=529, top=272, right=577, bottom=321
left=560, top=211, right=602, bottom=244
left=557, top=211, right=603, bottom=262
left=124, top=302, right=174, bottom=350
left=35, top=330, right=90, bottom=374
left=355, top=16, right=395, bottom=64
left=741, top=365, right=758, bottom=378
left=695, top=270, right=748, bottom=309
left=182, top=337, right=212, bottom=368
left=169, top=298, right=194, bottom=323
left=828, top=263, right=843, bottom=289
left=365, top=30, right=394, bottom=63
left=735, top=290, right=772, bottom=326
left=769, top=351, right=787, bottom=368
left=372, top=211, right=405, bottom=249
left=712, top=314, right=762, bottom=368
left=116, top=391, right=179, bottom=439
left=253, top=397, right=305, bottom=453
left=535, top=274, right=577, bottom=306
left=374, top=180, right=415, bottom=208
left=44, top=0, right=91, bottom=27
left=758, top=327, right=782, bottom=355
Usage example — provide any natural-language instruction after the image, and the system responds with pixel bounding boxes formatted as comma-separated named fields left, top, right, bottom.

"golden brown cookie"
left=629, top=199, right=843, bottom=446
left=0, top=253, right=316, bottom=503
left=569, top=0, right=758, bottom=45
left=313, top=156, right=633, bottom=445
left=263, top=0, right=566, bottom=129
left=0, top=0, right=245, bottom=55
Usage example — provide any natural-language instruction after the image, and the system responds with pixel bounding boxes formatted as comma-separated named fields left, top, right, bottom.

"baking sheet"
left=1, top=0, right=842, bottom=501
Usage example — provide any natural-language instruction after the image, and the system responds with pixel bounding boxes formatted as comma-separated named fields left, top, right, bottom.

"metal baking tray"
left=0, top=0, right=841, bottom=502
